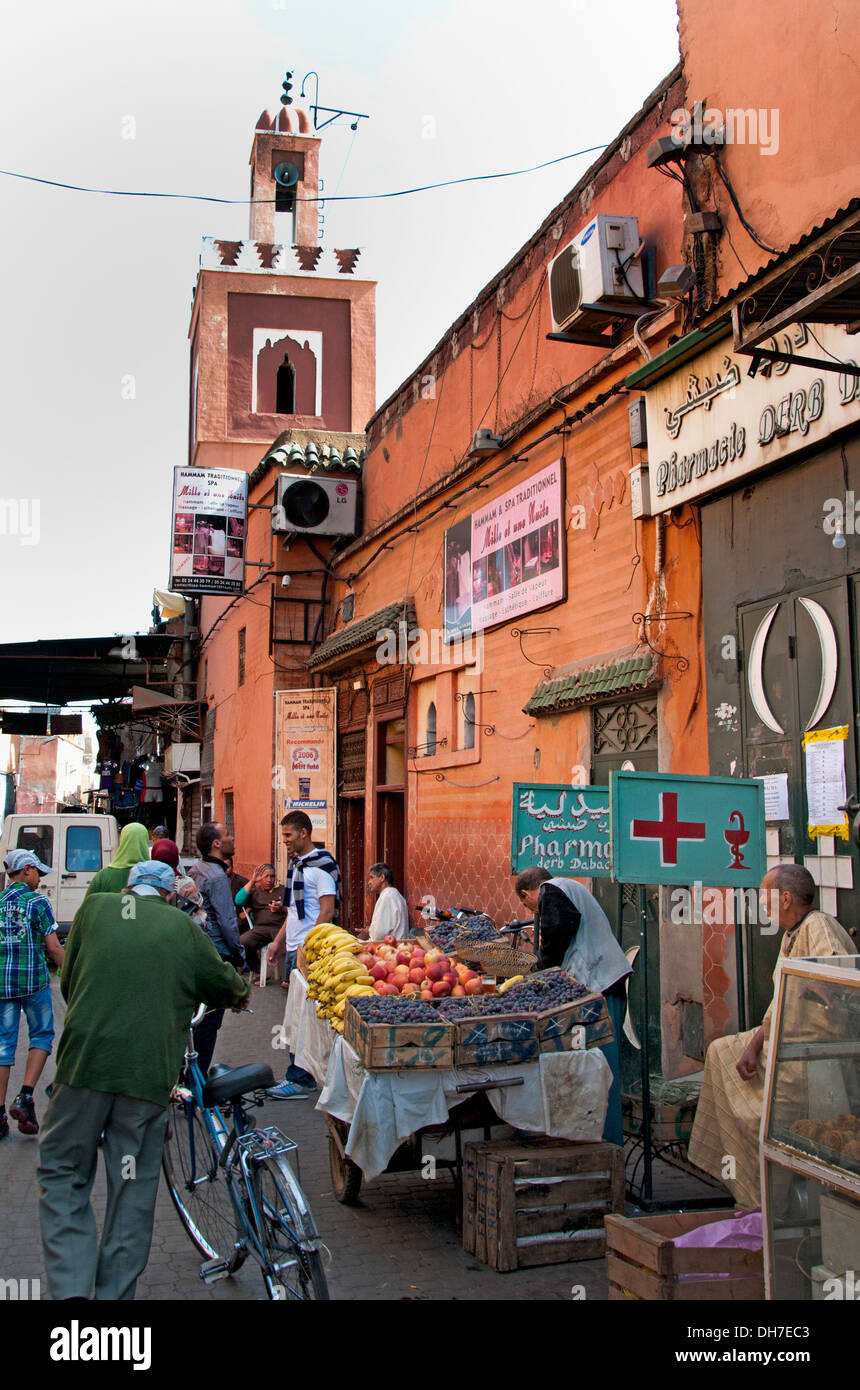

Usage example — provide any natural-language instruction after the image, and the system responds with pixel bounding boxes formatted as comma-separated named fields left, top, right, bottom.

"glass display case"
left=761, top=955, right=860, bottom=1300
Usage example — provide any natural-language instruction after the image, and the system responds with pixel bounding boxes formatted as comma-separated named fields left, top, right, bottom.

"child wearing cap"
left=0, top=850, right=65, bottom=1138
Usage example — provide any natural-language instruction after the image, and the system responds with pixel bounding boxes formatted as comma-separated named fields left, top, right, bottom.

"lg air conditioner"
left=547, top=214, right=644, bottom=336
left=272, top=473, right=359, bottom=538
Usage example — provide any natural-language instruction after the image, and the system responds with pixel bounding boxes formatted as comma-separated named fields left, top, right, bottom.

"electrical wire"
left=710, top=154, right=781, bottom=254
left=0, top=142, right=608, bottom=208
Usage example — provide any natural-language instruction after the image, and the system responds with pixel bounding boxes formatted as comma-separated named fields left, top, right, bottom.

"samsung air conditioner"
left=547, top=214, right=644, bottom=336
left=272, top=474, right=359, bottom=538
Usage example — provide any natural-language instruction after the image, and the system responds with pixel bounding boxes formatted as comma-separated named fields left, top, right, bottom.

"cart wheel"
left=328, top=1132, right=363, bottom=1204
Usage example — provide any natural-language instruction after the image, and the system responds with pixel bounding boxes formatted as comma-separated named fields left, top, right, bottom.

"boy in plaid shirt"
left=1, top=850, right=65, bottom=1137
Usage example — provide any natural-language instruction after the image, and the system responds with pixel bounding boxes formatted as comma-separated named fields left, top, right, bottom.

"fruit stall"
left=281, top=921, right=624, bottom=1253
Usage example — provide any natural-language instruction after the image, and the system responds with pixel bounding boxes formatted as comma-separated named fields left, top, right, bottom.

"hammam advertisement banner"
left=443, top=460, right=565, bottom=641
left=275, top=688, right=337, bottom=882
left=169, top=466, right=248, bottom=596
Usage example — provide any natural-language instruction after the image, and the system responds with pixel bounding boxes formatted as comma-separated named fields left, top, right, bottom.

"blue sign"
left=610, top=771, right=766, bottom=887
left=511, top=784, right=611, bottom=877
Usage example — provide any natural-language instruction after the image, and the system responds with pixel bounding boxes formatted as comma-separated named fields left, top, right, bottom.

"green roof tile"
left=308, top=601, right=416, bottom=670
left=523, top=654, right=657, bottom=716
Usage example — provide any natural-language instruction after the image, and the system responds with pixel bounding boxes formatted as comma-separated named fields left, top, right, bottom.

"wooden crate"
left=343, top=1001, right=454, bottom=1070
left=296, top=947, right=310, bottom=980
left=621, top=1092, right=699, bottom=1147
left=448, top=990, right=613, bottom=1067
left=463, top=1138, right=624, bottom=1270
left=604, top=1210, right=765, bottom=1300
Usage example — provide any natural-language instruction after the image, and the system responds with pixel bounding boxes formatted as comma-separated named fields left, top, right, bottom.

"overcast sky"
left=0, top=0, right=679, bottom=651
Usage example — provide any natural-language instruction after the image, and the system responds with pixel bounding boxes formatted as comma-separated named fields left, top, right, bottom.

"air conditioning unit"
left=547, top=214, right=644, bottom=336
left=164, top=743, right=200, bottom=776
left=272, top=474, right=360, bottom=538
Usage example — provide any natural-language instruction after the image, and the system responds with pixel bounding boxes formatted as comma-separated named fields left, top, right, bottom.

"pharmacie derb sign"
left=511, top=783, right=611, bottom=876
left=642, top=322, right=860, bottom=516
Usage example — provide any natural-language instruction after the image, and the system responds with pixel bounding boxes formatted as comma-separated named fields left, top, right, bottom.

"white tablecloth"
left=318, top=1034, right=612, bottom=1179
left=281, top=971, right=337, bottom=1084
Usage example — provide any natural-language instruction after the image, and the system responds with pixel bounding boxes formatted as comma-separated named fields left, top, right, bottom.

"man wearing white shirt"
left=364, top=864, right=410, bottom=941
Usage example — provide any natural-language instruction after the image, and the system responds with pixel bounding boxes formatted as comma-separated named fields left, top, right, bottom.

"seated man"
left=515, top=868, right=631, bottom=1146
left=236, top=863, right=287, bottom=978
left=688, top=863, right=856, bottom=1208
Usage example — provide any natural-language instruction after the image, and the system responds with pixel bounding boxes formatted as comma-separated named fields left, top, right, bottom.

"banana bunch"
left=303, top=925, right=375, bottom=1031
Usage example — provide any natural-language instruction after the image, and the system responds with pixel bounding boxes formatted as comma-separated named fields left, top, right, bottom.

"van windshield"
left=17, top=825, right=54, bottom=868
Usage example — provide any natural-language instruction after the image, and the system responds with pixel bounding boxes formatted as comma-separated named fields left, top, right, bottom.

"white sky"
left=0, top=0, right=679, bottom=648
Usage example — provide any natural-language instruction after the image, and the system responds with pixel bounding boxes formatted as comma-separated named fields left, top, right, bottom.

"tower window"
left=238, top=627, right=246, bottom=687
left=426, top=701, right=437, bottom=756
left=276, top=356, right=296, bottom=414
left=463, top=692, right=476, bottom=750
left=275, top=183, right=295, bottom=215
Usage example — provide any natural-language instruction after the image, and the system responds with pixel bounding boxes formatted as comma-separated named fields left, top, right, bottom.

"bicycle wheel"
left=162, top=1097, right=248, bottom=1271
left=249, top=1155, right=330, bottom=1300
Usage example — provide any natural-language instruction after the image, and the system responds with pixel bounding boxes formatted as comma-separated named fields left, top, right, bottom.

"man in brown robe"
left=689, top=863, right=856, bottom=1208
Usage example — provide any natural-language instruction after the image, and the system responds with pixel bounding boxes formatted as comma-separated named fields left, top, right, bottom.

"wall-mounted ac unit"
left=547, top=214, right=644, bottom=336
left=272, top=474, right=359, bottom=538
left=163, top=743, right=201, bottom=776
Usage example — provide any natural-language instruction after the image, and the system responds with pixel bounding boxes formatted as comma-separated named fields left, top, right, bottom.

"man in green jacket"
left=37, top=859, right=249, bottom=1301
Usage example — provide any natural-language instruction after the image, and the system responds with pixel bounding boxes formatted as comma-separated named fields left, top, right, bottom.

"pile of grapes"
left=429, top=913, right=499, bottom=951
left=350, top=995, right=441, bottom=1025
left=438, top=970, right=589, bottom=1018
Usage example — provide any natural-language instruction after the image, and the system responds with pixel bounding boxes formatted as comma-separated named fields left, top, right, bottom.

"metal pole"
left=638, top=885, right=653, bottom=1204
left=734, top=887, right=747, bottom=1031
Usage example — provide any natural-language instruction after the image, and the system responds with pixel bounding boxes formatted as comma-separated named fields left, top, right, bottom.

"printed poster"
left=275, top=689, right=337, bottom=881
left=443, top=460, right=565, bottom=640
left=169, top=466, right=248, bottom=596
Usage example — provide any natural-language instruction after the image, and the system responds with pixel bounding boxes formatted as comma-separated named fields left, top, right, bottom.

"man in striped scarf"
left=267, top=811, right=341, bottom=1099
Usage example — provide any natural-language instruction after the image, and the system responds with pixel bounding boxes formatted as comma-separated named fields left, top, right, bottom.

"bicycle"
left=161, top=1004, right=330, bottom=1300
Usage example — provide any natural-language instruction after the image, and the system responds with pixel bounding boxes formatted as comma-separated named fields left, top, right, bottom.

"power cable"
left=0, top=143, right=608, bottom=208
left=709, top=154, right=781, bottom=254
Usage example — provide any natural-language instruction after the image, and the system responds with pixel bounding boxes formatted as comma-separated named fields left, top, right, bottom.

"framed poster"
left=169, top=466, right=248, bottom=596
left=443, top=459, right=565, bottom=640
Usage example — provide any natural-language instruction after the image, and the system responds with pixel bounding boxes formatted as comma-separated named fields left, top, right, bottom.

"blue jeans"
left=0, top=985, right=55, bottom=1065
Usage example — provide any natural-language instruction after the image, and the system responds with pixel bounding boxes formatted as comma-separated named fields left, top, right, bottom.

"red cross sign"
left=631, top=791, right=706, bottom=866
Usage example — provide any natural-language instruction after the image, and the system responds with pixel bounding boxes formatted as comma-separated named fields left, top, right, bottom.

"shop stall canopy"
left=0, top=633, right=179, bottom=706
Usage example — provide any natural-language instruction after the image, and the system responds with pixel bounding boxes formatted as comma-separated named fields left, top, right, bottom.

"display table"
left=281, top=970, right=337, bottom=1084
left=318, top=1032, right=612, bottom=1179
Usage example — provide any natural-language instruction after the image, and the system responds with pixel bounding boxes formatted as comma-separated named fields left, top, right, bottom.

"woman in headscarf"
left=151, top=838, right=207, bottom=930
left=515, top=867, right=631, bottom=1146
left=85, top=822, right=151, bottom=897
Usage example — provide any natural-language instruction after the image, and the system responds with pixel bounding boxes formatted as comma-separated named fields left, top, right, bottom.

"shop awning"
left=524, top=651, right=658, bottom=716
left=307, top=600, right=417, bottom=671
left=0, top=634, right=178, bottom=706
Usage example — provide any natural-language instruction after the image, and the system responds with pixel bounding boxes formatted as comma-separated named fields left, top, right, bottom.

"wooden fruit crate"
left=463, top=1138, right=624, bottom=1270
left=343, top=1001, right=454, bottom=1070
left=604, top=1210, right=765, bottom=1300
left=296, top=947, right=310, bottom=980
left=445, top=990, right=613, bottom=1067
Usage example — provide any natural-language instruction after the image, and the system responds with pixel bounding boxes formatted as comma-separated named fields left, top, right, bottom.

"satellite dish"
left=274, top=162, right=300, bottom=188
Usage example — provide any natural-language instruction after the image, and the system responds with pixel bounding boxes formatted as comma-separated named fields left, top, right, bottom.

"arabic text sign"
left=643, top=322, right=860, bottom=515
left=169, top=466, right=248, bottom=596
left=610, top=771, right=766, bottom=887
left=511, top=783, right=611, bottom=877
left=443, top=460, right=565, bottom=641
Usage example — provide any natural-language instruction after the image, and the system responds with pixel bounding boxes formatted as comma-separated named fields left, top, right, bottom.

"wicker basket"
left=452, top=942, right=536, bottom=978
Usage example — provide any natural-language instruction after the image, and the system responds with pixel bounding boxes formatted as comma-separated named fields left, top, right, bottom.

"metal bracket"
left=511, top=627, right=559, bottom=679
left=633, top=611, right=692, bottom=671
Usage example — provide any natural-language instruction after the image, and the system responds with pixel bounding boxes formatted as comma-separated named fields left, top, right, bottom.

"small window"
left=426, top=702, right=437, bottom=756
left=65, top=825, right=101, bottom=872
left=201, top=786, right=214, bottom=824
left=17, top=824, right=53, bottom=867
left=276, top=356, right=296, bottom=414
left=238, top=628, right=246, bottom=687
left=463, top=692, right=476, bottom=750
left=224, top=791, right=234, bottom=838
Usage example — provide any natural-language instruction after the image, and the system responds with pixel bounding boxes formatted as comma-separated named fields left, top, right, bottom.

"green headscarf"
left=109, top=822, right=151, bottom=870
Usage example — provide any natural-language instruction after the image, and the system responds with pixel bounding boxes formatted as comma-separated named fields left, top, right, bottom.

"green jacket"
left=56, top=890, right=250, bottom=1107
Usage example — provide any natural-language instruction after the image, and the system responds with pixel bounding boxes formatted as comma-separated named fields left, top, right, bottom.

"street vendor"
left=688, top=863, right=856, bottom=1209
left=515, top=869, right=631, bottom=1145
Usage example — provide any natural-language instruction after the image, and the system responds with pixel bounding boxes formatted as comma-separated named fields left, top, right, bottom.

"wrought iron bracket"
left=511, top=627, right=559, bottom=679
left=633, top=611, right=692, bottom=671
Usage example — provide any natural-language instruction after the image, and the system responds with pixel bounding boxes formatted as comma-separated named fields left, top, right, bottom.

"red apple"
left=381, top=982, right=400, bottom=995
left=383, top=935, right=397, bottom=946
left=400, top=984, right=419, bottom=998
left=408, top=967, right=426, bottom=984
left=359, top=953, right=375, bottom=970
left=371, top=963, right=389, bottom=981
left=427, top=962, right=445, bottom=981
left=431, top=980, right=452, bottom=997
left=462, top=969, right=478, bottom=983
left=464, top=978, right=483, bottom=995
left=419, top=989, right=433, bottom=1000
left=374, top=981, right=389, bottom=994
left=396, top=949, right=412, bottom=965
left=451, top=985, right=466, bottom=997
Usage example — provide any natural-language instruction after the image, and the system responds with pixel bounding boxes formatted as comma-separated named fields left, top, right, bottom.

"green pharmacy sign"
left=610, top=771, right=766, bottom=888
left=511, top=784, right=611, bottom=877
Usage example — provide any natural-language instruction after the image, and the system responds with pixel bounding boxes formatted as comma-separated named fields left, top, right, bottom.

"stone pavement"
left=1, top=974, right=721, bottom=1302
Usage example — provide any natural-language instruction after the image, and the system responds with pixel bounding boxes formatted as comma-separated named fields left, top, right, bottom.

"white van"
left=0, top=813, right=120, bottom=937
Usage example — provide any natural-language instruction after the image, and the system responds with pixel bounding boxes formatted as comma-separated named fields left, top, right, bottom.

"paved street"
left=2, top=976, right=622, bottom=1301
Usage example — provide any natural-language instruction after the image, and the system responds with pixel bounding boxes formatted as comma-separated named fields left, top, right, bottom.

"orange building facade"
left=189, top=3, right=860, bottom=1083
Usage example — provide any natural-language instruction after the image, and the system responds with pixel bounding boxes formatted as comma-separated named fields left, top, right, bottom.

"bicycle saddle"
left=202, top=1063, right=276, bottom=1107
